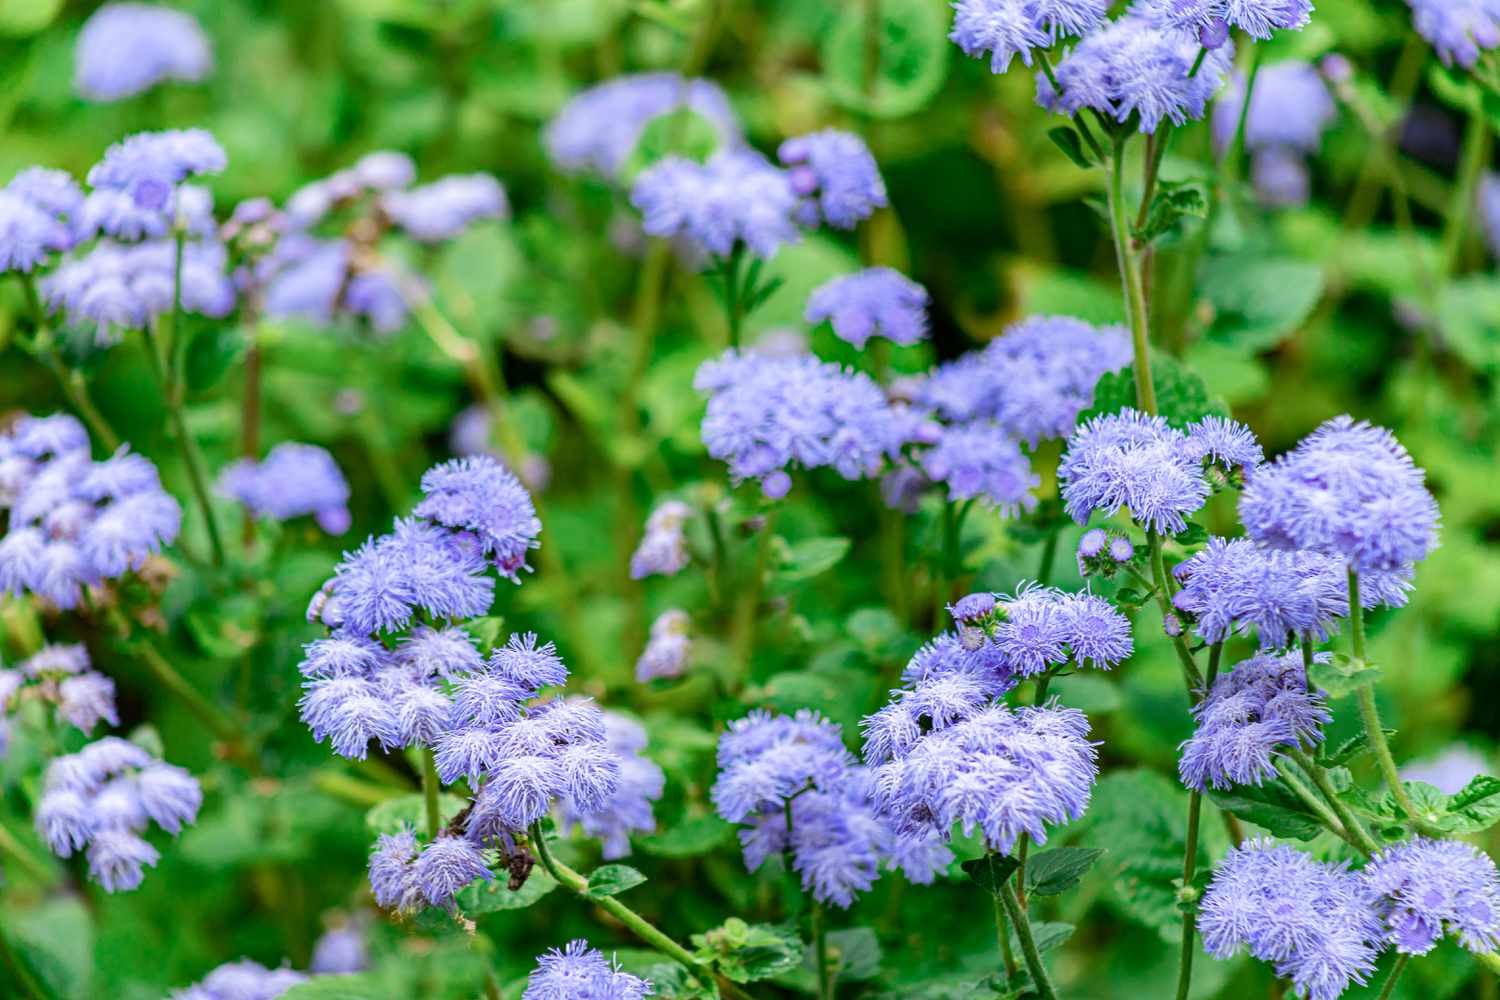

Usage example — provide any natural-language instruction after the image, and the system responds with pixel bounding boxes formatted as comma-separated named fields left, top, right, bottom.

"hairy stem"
left=998, top=875, right=1058, bottom=1000
left=1106, top=135, right=1159, bottom=415
left=1376, top=954, right=1410, bottom=1000
left=421, top=748, right=442, bottom=840
left=1287, top=747, right=1380, bottom=856
left=994, top=887, right=1018, bottom=980
left=1173, top=642, right=1221, bottom=1000
left=812, top=900, right=833, bottom=1000
left=1348, top=570, right=1427, bottom=830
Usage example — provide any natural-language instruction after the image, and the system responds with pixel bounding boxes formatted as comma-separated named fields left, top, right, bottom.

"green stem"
left=1173, top=642, right=1220, bottom=1000
left=1348, top=570, right=1428, bottom=831
left=1106, top=135, right=1158, bottom=416
left=529, top=825, right=756, bottom=1000
left=17, top=275, right=121, bottom=452
left=1036, top=531, right=1060, bottom=587
left=997, top=875, right=1058, bottom=1000
left=994, top=887, right=1018, bottom=980
left=1014, top=671, right=1056, bottom=903
left=1148, top=533, right=1204, bottom=692
left=421, top=748, right=442, bottom=840
left=1440, top=105, right=1491, bottom=277
left=1376, top=954, right=1410, bottom=1000
left=0, top=819, right=52, bottom=884
left=812, top=901, right=833, bottom=1000
left=1135, top=129, right=1172, bottom=235
left=1277, top=759, right=1361, bottom=849
left=1288, top=747, right=1380, bottom=856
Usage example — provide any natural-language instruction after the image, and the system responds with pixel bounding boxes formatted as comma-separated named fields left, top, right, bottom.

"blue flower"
left=415, top=456, right=542, bottom=582
left=87, top=129, right=226, bottom=211
left=629, top=500, right=693, bottom=580
left=635, top=609, right=692, bottom=683
left=382, top=173, right=509, bottom=243
left=524, top=940, right=654, bottom=1000
left=0, top=186, right=74, bottom=274
left=805, top=268, right=929, bottom=348
left=556, top=713, right=665, bottom=859
left=918, top=421, right=1039, bottom=514
left=217, top=442, right=351, bottom=534
left=173, top=959, right=308, bottom=999
left=1059, top=408, right=1215, bottom=534
left=630, top=149, right=800, bottom=262
left=412, top=835, right=493, bottom=907
left=1363, top=837, right=1500, bottom=955
left=1199, top=839, right=1380, bottom=1000
left=778, top=130, right=888, bottom=229
left=1212, top=63, right=1336, bottom=157
left=545, top=73, right=742, bottom=180
left=1178, top=650, right=1330, bottom=791
left=1407, top=0, right=1500, bottom=68
left=74, top=4, right=212, bottom=102
left=43, top=238, right=236, bottom=345
left=1137, top=0, right=1312, bottom=42
left=950, top=0, right=1109, bottom=73
left=367, top=829, right=421, bottom=910
left=1037, top=17, right=1234, bottom=134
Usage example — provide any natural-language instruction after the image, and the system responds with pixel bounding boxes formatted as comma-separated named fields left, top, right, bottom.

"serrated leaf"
left=1080, top=354, right=1228, bottom=429
left=585, top=864, right=647, bottom=898
left=1308, top=653, right=1383, bottom=697
left=1208, top=781, right=1324, bottom=841
left=961, top=853, right=1019, bottom=894
left=775, top=536, right=851, bottom=582
left=1444, top=775, right=1500, bottom=834
left=1318, top=732, right=1375, bottom=768
left=1026, top=847, right=1106, bottom=896
left=455, top=868, right=557, bottom=913
left=693, top=919, right=804, bottom=984
left=1137, top=181, right=1207, bottom=245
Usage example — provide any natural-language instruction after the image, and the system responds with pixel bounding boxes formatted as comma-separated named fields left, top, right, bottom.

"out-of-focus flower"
left=75, top=4, right=213, bottom=102
left=217, top=443, right=351, bottom=534
left=635, top=609, right=692, bottom=683
left=1406, top=0, right=1500, bottom=68
left=631, top=150, right=800, bottom=262
left=805, top=268, right=929, bottom=348
left=381, top=174, right=509, bottom=243
left=778, top=130, right=888, bottom=229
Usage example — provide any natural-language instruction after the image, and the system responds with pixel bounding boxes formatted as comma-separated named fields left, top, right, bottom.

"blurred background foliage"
left=1, top=0, right=1499, bottom=998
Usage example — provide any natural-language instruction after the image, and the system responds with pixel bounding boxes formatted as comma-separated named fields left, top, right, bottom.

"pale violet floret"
left=217, top=442, right=352, bottom=534
left=556, top=712, right=665, bottom=859
left=918, top=421, right=1039, bottom=515
left=1136, top=0, right=1313, bottom=44
left=1362, top=837, right=1500, bottom=955
left=0, top=168, right=83, bottom=274
left=545, top=72, right=743, bottom=180
left=950, top=0, right=1110, bottom=73
left=1407, top=0, right=1500, bottom=68
left=1037, top=17, right=1235, bottom=134
left=629, top=500, right=693, bottom=580
left=777, top=130, right=888, bottom=229
left=630, top=149, right=800, bottom=262
left=805, top=268, right=929, bottom=348
left=74, top=4, right=212, bottom=102
left=523, top=940, right=654, bottom=1000
left=414, top=455, right=542, bottom=581
left=310, top=925, right=368, bottom=975
left=635, top=609, right=692, bottom=682
left=87, top=129, right=226, bottom=211
left=3, top=643, right=119, bottom=736
left=169, top=959, right=308, bottom=1000
left=1213, top=63, right=1336, bottom=156
left=381, top=174, right=508, bottom=243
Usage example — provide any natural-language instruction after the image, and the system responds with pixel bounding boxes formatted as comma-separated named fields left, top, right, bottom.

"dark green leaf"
left=1174, top=523, right=1209, bottom=546
left=1317, top=732, right=1375, bottom=768
left=692, top=919, right=804, bottom=984
left=1025, top=847, right=1106, bottom=896
left=961, top=853, right=1019, bottom=894
left=455, top=868, right=557, bottom=913
left=1444, top=775, right=1500, bottom=834
left=1048, top=126, right=1092, bottom=169
left=1207, top=781, right=1324, bottom=841
left=1080, top=354, right=1229, bottom=429
left=185, top=326, right=249, bottom=392
left=1137, top=181, right=1207, bottom=245
left=1308, top=652, right=1382, bottom=697
left=823, top=927, right=882, bottom=982
left=585, top=864, right=647, bottom=898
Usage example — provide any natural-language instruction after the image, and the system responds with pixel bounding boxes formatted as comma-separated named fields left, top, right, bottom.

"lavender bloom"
left=1178, top=651, right=1330, bottom=791
left=1407, top=0, right=1500, bottom=68
left=919, top=422, right=1040, bottom=514
left=1363, top=837, right=1500, bottom=955
left=310, top=925, right=368, bottom=975
left=1250, top=149, right=1312, bottom=207
left=259, top=235, right=350, bottom=327
left=1239, top=416, right=1440, bottom=574
left=57, top=673, right=119, bottom=732
left=635, top=609, right=692, bottom=683
left=1137, top=0, right=1313, bottom=41
left=694, top=350, right=927, bottom=496
left=171, top=959, right=308, bottom=1000
left=0, top=415, right=180, bottom=609
left=382, top=174, right=509, bottom=243
left=1199, top=839, right=1380, bottom=1000
left=778, top=130, right=888, bottom=229
left=629, top=500, right=693, bottom=580
left=75, top=4, right=212, bottom=102
left=412, top=835, right=493, bottom=906
left=1038, top=18, right=1235, bottom=134
left=865, top=699, right=1099, bottom=856
left=545, top=73, right=742, bottom=180
left=524, top=940, right=654, bottom=1000
left=1172, top=537, right=1411, bottom=648
left=1059, top=409, right=1212, bottom=534
left=950, top=0, right=1109, bottom=73
left=557, top=713, right=665, bottom=859
left=35, top=738, right=200, bottom=891
left=1402, top=747, right=1489, bottom=796
left=87, top=129, right=226, bottom=211
left=630, top=149, right=800, bottom=262
left=367, top=829, right=421, bottom=910
left=1213, top=63, right=1336, bottom=156
left=948, top=592, right=998, bottom=622
left=805, top=268, right=929, bottom=348
left=914, top=315, right=1131, bottom=445
left=217, top=442, right=352, bottom=534
left=415, top=456, right=542, bottom=582
left=0, top=170, right=81, bottom=273
left=43, top=238, right=236, bottom=345
left=1480, top=174, right=1500, bottom=261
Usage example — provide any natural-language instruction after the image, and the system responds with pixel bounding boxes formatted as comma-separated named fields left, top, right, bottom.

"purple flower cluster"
left=1076, top=527, right=1135, bottom=575
left=713, top=711, right=951, bottom=907
left=1137, top=0, right=1312, bottom=45
left=1239, top=416, right=1440, bottom=575
left=629, top=500, right=693, bottom=579
left=956, top=583, right=1134, bottom=680
left=919, top=421, right=1040, bottom=514
left=87, top=129, right=226, bottom=212
left=778, top=130, right=888, bottom=229
left=864, top=696, right=1099, bottom=856
left=524, top=940, right=654, bottom=1000
left=36, top=737, right=201, bottom=892
left=1178, top=651, right=1330, bottom=791
left=694, top=349, right=931, bottom=498
left=43, top=238, right=235, bottom=345
left=1059, top=409, right=1261, bottom=535
left=170, top=960, right=307, bottom=1000
left=1364, top=837, right=1500, bottom=955
left=1171, top=537, right=1412, bottom=648
left=1407, top=0, right=1500, bottom=68
left=545, top=73, right=742, bottom=180
left=631, top=150, right=800, bottom=262
left=635, top=609, right=692, bottom=683
left=1199, top=839, right=1380, bottom=1000
left=556, top=712, right=665, bottom=859
left=368, top=829, right=493, bottom=912
left=0, top=643, right=118, bottom=737
left=805, top=268, right=929, bottom=349
left=217, top=442, right=352, bottom=535
left=950, top=0, right=1109, bottom=73
left=912, top=315, right=1131, bottom=445
left=1037, top=18, right=1235, bottom=134
left=283, top=151, right=417, bottom=227
left=1213, top=62, right=1335, bottom=208
left=415, top=457, right=543, bottom=581
left=1, top=169, right=83, bottom=274
left=381, top=174, right=509, bottom=243
left=0, top=414, right=181, bottom=609
left=75, top=4, right=213, bottom=103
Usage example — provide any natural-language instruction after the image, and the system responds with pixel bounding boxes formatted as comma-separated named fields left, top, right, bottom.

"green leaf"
left=456, top=868, right=558, bottom=913
left=823, top=927, right=882, bottom=982
left=961, top=853, right=1019, bottom=895
left=775, top=536, right=852, bottom=582
left=822, top=0, right=949, bottom=119
left=1308, top=652, right=1382, bottom=697
left=185, top=326, right=249, bottom=392
left=692, top=918, right=804, bottom=984
left=1174, top=522, right=1209, bottom=546
left=1047, top=126, right=1093, bottom=169
left=364, top=793, right=467, bottom=836
left=4, top=897, right=92, bottom=1000
left=279, top=975, right=390, bottom=1000
left=585, top=864, right=647, bottom=898
left=1025, top=847, right=1106, bottom=896
left=1317, top=732, right=1374, bottom=768
left=1136, top=180, right=1208, bottom=245
left=1113, top=586, right=1149, bottom=608
left=1009, top=920, right=1074, bottom=956
left=621, top=108, right=725, bottom=182
left=1198, top=253, right=1325, bottom=355
left=638, top=814, right=735, bottom=858
left=1207, top=781, right=1324, bottom=841
left=1444, top=775, right=1500, bottom=834
left=1080, top=353, right=1229, bottom=429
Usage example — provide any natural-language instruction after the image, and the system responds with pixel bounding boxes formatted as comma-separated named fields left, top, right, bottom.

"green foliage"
left=1081, top=354, right=1229, bottom=428
left=822, top=0, right=949, bottom=118
left=585, top=864, right=648, bottom=898
left=1024, top=847, right=1106, bottom=897
left=691, top=918, right=804, bottom=984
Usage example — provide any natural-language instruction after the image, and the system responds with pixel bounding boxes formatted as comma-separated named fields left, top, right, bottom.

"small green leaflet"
left=1025, top=847, right=1106, bottom=897
left=585, top=864, right=647, bottom=899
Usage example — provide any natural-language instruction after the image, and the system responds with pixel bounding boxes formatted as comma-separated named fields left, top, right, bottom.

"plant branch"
left=998, top=873, right=1058, bottom=1000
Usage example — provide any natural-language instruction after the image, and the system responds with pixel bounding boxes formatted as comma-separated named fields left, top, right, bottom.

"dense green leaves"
left=1207, top=780, right=1325, bottom=841
left=1198, top=253, right=1324, bottom=353
left=691, top=919, right=804, bottom=984
left=822, top=0, right=949, bottom=118
left=1081, top=354, right=1229, bottom=428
